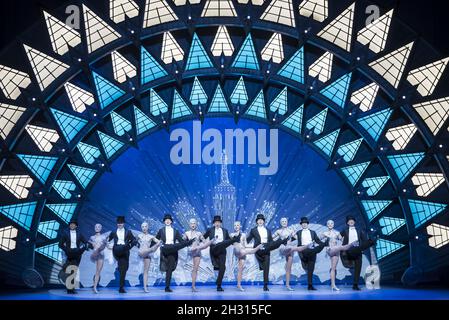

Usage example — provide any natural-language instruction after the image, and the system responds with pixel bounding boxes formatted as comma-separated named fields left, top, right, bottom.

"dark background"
left=0, top=0, right=449, bottom=54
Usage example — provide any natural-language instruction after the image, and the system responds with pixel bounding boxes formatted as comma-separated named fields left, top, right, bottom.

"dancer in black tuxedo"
left=246, top=214, right=288, bottom=291
left=295, top=217, right=326, bottom=290
left=340, top=215, right=376, bottom=291
left=108, top=216, right=137, bottom=293
left=156, top=214, right=194, bottom=292
left=58, top=219, right=89, bottom=294
left=204, top=215, right=239, bottom=292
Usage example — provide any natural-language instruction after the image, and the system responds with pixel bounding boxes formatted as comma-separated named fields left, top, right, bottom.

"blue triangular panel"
left=68, top=164, right=97, bottom=189
left=209, top=86, right=230, bottom=113
left=51, top=108, right=88, bottom=143
left=337, top=138, right=363, bottom=162
left=362, top=200, right=393, bottom=221
left=190, top=77, right=208, bottom=106
left=92, top=72, right=125, bottom=109
left=98, top=131, right=125, bottom=159
left=270, top=87, right=288, bottom=115
left=172, top=90, right=192, bottom=119
left=35, top=243, right=63, bottom=263
left=341, top=161, right=370, bottom=186
left=357, top=108, right=393, bottom=141
left=306, top=108, right=328, bottom=135
left=409, top=200, right=447, bottom=228
left=52, top=180, right=76, bottom=199
left=38, top=220, right=60, bottom=239
left=320, top=73, right=352, bottom=109
left=185, top=33, right=214, bottom=71
left=277, top=48, right=304, bottom=84
left=46, top=203, right=77, bottom=224
left=232, top=34, right=259, bottom=70
left=376, top=239, right=404, bottom=260
left=230, top=77, right=248, bottom=105
left=245, top=90, right=266, bottom=119
left=134, top=106, right=156, bottom=135
left=362, top=176, right=390, bottom=196
left=141, top=47, right=168, bottom=84
left=77, top=142, right=101, bottom=165
left=149, top=89, right=168, bottom=116
left=387, top=153, right=425, bottom=182
left=111, top=112, right=132, bottom=136
left=0, top=202, right=36, bottom=230
left=313, top=129, right=340, bottom=157
left=17, top=154, right=58, bottom=184
left=379, top=217, right=406, bottom=235
left=281, top=105, right=304, bottom=134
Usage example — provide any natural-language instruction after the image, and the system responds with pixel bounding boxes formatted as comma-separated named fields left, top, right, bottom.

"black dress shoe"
left=67, top=289, right=76, bottom=294
left=119, top=287, right=126, bottom=293
left=263, top=286, right=269, bottom=291
left=308, top=285, right=317, bottom=291
left=217, top=287, right=224, bottom=292
left=165, top=287, right=173, bottom=292
left=352, top=285, right=361, bottom=291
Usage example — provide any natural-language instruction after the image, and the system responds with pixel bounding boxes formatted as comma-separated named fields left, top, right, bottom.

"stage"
left=1, top=285, right=449, bottom=300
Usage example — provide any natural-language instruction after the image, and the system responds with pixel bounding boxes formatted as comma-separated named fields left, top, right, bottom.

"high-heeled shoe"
left=331, top=286, right=340, bottom=292
left=286, top=286, right=295, bottom=291
left=192, top=287, right=199, bottom=292
left=93, top=286, right=99, bottom=294
left=237, top=286, right=245, bottom=292
left=144, top=287, right=150, bottom=293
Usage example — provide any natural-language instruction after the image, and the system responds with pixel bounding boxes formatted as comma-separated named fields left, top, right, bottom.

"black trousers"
left=345, top=239, right=375, bottom=286
left=255, top=251, right=271, bottom=286
left=299, top=252, right=317, bottom=286
left=210, top=239, right=235, bottom=287
left=160, top=242, right=191, bottom=288
left=62, top=248, right=84, bottom=291
left=113, top=245, right=130, bottom=289
left=163, top=254, right=177, bottom=288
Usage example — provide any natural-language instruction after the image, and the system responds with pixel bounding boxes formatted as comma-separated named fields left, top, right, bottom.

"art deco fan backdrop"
left=0, top=0, right=448, bottom=287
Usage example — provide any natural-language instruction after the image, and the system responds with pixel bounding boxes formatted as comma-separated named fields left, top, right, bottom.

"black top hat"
left=69, top=219, right=78, bottom=226
left=163, top=214, right=173, bottom=222
left=300, top=217, right=309, bottom=224
left=116, top=216, right=126, bottom=224
left=256, top=214, right=266, bottom=222
left=213, top=215, right=222, bottom=223
left=346, top=215, right=356, bottom=223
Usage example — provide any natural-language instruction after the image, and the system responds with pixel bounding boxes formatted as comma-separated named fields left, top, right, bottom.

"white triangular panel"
left=25, top=125, right=60, bottom=152
left=308, top=52, right=333, bottom=82
left=83, top=5, right=121, bottom=54
left=161, top=32, right=185, bottom=64
left=211, top=26, right=234, bottom=57
left=385, top=124, right=417, bottom=151
left=412, top=173, right=445, bottom=197
left=23, top=45, right=70, bottom=91
left=261, top=33, right=284, bottom=64
left=0, top=66, right=31, bottom=100
left=0, top=175, right=33, bottom=199
left=317, top=3, right=355, bottom=52
left=357, top=9, right=393, bottom=53
left=43, top=11, right=81, bottom=56
left=111, top=51, right=137, bottom=83
left=369, top=42, right=414, bottom=89
left=0, top=103, right=27, bottom=140
left=64, top=83, right=95, bottom=113
left=143, top=0, right=178, bottom=28
left=260, top=0, right=296, bottom=27
left=407, top=58, right=449, bottom=97
left=201, top=0, right=237, bottom=17
left=298, top=0, right=328, bottom=22
left=110, top=0, right=140, bottom=23
left=350, top=82, right=379, bottom=112
left=413, top=97, right=449, bottom=135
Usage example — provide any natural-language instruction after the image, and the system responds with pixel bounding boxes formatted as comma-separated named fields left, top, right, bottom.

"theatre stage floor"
left=1, top=285, right=449, bottom=300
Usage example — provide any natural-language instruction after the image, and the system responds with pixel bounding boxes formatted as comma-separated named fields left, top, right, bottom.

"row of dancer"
left=58, top=214, right=375, bottom=294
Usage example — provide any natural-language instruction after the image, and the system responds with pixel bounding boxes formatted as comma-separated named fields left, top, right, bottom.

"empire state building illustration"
left=213, top=150, right=237, bottom=230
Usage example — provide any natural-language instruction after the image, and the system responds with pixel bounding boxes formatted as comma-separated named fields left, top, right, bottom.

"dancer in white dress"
left=230, top=221, right=263, bottom=291
left=88, top=224, right=109, bottom=294
left=273, top=218, right=312, bottom=291
left=321, top=220, right=358, bottom=291
left=138, top=222, right=161, bottom=293
left=183, top=218, right=213, bottom=292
